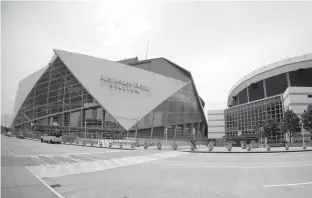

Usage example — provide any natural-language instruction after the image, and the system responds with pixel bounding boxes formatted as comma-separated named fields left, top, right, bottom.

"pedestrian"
left=193, top=138, right=197, bottom=149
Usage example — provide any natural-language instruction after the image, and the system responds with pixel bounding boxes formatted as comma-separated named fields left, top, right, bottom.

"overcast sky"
left=1, top=0, right=312, bottom=125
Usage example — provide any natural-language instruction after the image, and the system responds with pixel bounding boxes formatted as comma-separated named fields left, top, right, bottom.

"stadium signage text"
left=100, top=75, right=150, bottom=94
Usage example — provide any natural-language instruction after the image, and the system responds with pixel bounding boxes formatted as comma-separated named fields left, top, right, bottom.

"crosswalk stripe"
left=113, top=159, right=123, bottom=167
left=47, top=156, right=67, bottom=165
left=28, top=151, right=186, bottom=178
left=62, top=155, right=85, bottom=163
left=31, top=156, right=44, bottom=166
left=33, top=156, right=50, bottom=165
left=81, top=154, right=101, bottom=160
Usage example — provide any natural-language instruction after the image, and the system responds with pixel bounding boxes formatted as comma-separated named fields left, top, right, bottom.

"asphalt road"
left=2, top=135, right=312, bottom=198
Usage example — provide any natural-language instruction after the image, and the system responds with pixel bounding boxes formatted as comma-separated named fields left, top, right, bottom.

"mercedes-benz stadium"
left=224, top=54, right=312, bottom=144
left=10, top=49, right=208, bottom=142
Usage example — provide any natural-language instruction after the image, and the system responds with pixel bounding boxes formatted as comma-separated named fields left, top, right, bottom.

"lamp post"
left=84, top=118, right=87, bottom=145
left=301, top=119, right=304, bottom=146
left=260, top=127, right=263, bottom=148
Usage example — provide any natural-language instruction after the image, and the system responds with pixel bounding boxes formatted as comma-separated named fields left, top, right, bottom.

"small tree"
left=281, top=109, right=300, bottom=143
left=262, top=115, right=279, bottom=141
left=301, top=105, right=312, bottom=134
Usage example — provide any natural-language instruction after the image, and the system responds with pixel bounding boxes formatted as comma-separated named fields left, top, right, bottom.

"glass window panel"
left=70, top=111, right=81, bottom=127
left=289, top=67, right=312, bottom=87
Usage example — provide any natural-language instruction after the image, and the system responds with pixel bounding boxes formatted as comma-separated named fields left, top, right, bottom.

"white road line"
left=13, top=151, right=123, bottom=158
left=63, top=155, right=85, bottom=163
left=78, top=154, right=99, bottom=160
left=113, top=159, right=123, bottom=166
left=89, top=154, right=109, bottom=160
left=34, top=156, right=50, bottom=166
left=25, top=166, right=65, bottom=198
left=31, top=156, right=45, bottom=166
left=54, top=156, right=73, bottom=164
left=4, top=148, right=15, bottom=156
left=46, top=156, right=66, bottom=165
left=263, top=181, right=312, bottom=187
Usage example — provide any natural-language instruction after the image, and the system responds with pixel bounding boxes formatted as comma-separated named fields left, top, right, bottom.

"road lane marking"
left=46, top=156, right=66, bottom=165
left=263, top=181, right=312, bottom=187
left=55, top=156, right=76, bottom=164
left=27, top=151, right=186, bottom=178
left=63, top=155, right=85, bottom=163
left=31, top=156, right=45, bottom=166
left=25, top=166, right=65, bottom=198
left=4, top=148, right=15, bottom=156
left=13, top=150, right=128, bottom=157
left=113, top=159, right=123, bottom=166
left=33, top=156, right=50, bottom=165
left=61, top=155, right=82, bottom=163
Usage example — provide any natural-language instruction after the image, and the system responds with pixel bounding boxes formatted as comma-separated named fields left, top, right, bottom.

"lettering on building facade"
left=100, top=75, right=150, bottom=94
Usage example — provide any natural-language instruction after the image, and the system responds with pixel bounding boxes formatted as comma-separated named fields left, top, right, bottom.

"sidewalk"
left=2, top=166, right=59, bottom=198
left=186, top=146, right=312, bottom=153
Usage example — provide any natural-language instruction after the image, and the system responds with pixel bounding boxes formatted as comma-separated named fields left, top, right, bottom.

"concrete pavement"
left=42, top=151, right=312, bottom=198
left=2, top=135, right=312, bottom=198
left=1, top=135, right=59, bottom=198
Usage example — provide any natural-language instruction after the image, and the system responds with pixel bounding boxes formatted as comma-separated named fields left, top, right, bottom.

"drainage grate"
left=50, top=184, right=62, bottom=188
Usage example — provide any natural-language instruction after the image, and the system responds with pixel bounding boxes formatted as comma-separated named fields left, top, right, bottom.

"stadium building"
left=223, top=54, right=312, bottom=144
left=11, top=50, right=208, bottom=142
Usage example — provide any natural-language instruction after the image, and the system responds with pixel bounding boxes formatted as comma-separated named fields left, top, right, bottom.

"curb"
left=63, top=143, right=135, bottom=151
left=26, top=138, right=40, bottom=141
left=181, top=149, right=312, bottom=154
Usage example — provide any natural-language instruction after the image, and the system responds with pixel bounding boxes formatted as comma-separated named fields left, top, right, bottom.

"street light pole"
left=84, top=118, right=87, bottom=145
left=301, top=120, right=304, bottom=146
left=260, top=127, right=263, bottom=148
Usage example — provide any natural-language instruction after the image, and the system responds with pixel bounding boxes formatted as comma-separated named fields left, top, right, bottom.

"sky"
left=1, top=0, right=312, bottom=126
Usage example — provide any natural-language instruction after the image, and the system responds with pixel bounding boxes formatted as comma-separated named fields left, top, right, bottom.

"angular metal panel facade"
left=54, top=50, right=189, bottom=130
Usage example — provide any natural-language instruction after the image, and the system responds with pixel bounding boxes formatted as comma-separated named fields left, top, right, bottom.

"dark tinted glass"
left=249, top=80, right=264, bottom=102
left=289, top=67, right=312, bottom=87
left=238, top=88, right=248, bottom=105
left=265, top=73, right=288, bottom=97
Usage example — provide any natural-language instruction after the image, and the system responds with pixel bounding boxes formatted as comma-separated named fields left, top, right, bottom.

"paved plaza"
left=2, top=135, right=312, bottom=198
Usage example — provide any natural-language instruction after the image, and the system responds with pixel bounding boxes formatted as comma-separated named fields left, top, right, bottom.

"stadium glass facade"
left=11, top=50, right=207, bottom=142
left=224, top=55, right=312, bottom=143
left=132, top=82, right=205, bottom=140
left=225, top=95, right=283, bottom=140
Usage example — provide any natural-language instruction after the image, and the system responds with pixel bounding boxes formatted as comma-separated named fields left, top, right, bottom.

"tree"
left=281, top=109, right=301, bottom=143
left=301, top=105, right=312, bottom=134
left=262, top=116, right=279, bottom=139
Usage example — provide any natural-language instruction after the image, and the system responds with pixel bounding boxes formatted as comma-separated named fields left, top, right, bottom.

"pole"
left=126, top=130, right=129, bottom=144
left=84, top=118, right=87, bottom=145
left=260, top=127, right=263, bottom=148
left=302, top=121, right=304, bottom=146
left=135, top=118, right=138, bottom=140
left=150, top=110, right=155, bottom=138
